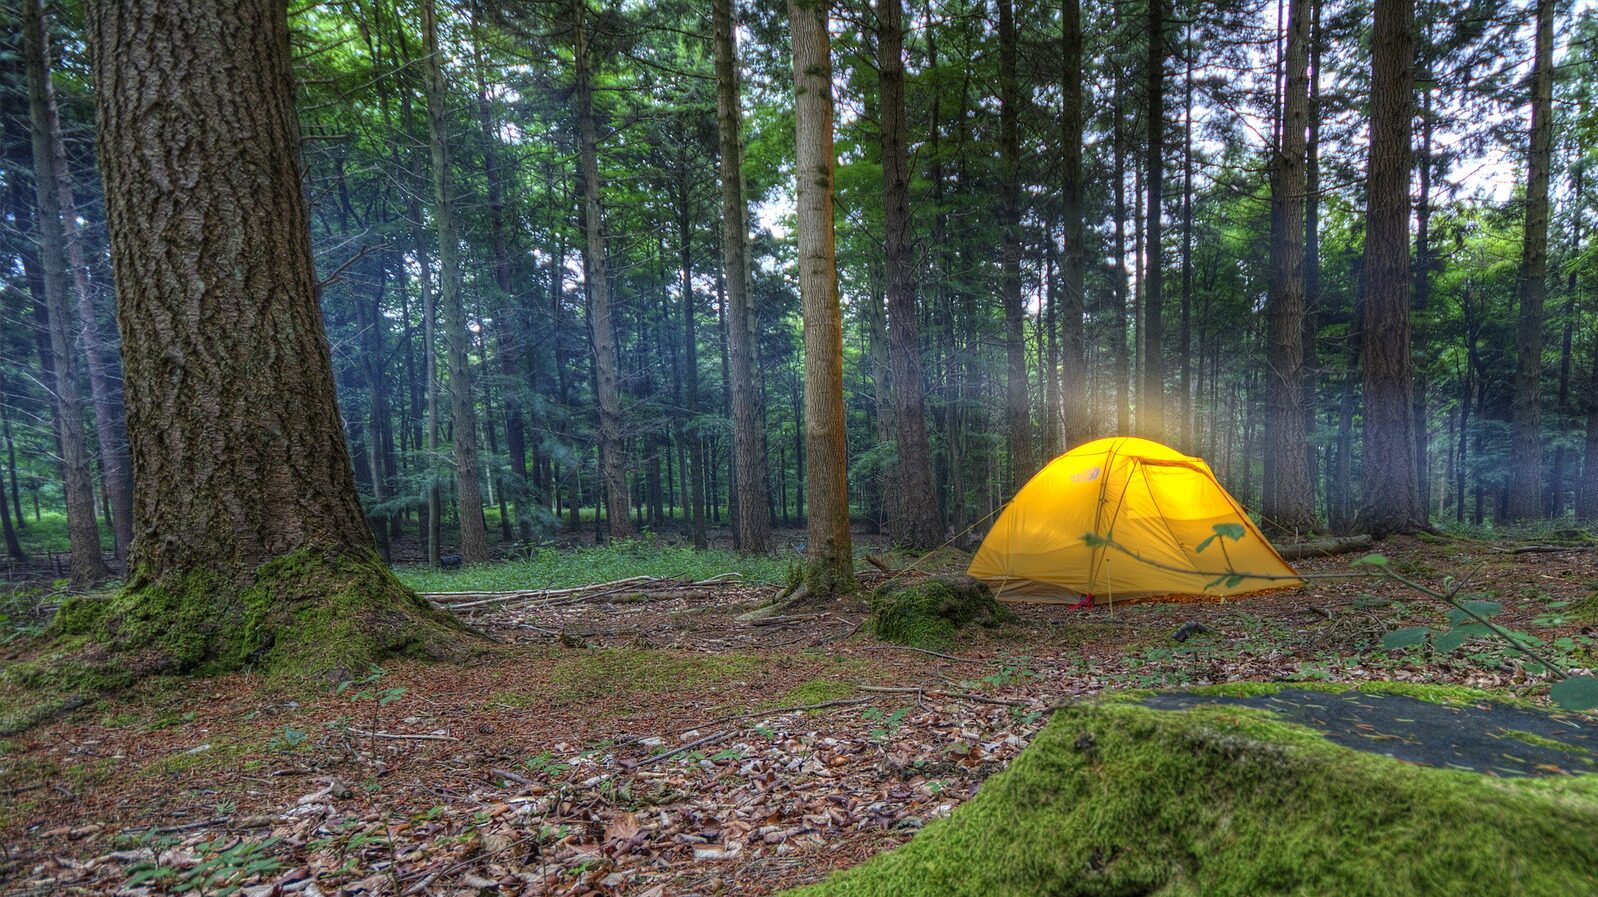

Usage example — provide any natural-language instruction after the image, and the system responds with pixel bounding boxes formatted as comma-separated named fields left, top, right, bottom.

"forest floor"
left=2, top=534, right=1596, bottom=896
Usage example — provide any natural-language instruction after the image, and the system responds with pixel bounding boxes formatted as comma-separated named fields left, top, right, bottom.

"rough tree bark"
left=80, top=0, right=465, bottom=677
left=23, top=0, right=110, bottom=589
left=877, top=0, right=942, bottom=548
left=573, top=2, right=631, bottom=539
left=1358, top=0, right=1426, bottom=536
left=1059, top=0, right=1089, bottom=448
left=788, top=0, right=853, bottom=595
left=712, top=0, right=771, bottom=554
left=421, top=0, right=488, bottom=560
left=1507, top=0, right=1553, bottom=521
left=1263, top=0, right=1320, bottom=533
left=997, top=0, right=1033, bottom=481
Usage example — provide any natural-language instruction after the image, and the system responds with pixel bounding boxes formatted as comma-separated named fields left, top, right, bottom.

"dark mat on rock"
left=1143, top=687, right=1597, bottom=777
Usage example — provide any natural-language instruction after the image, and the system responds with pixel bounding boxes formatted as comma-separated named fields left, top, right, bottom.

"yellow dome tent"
left=968, top=436, right=1301, bottom=603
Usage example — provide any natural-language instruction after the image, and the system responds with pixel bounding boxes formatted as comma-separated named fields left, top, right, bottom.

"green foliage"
left=125, top=835, right=284, bottom=895
left=781, top=695, right=1598, bottom=897
left=867, top=576, right=1012, bottom=650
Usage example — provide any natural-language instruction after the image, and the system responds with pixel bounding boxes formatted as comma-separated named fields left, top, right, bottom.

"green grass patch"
left=394, top=540, right=793, bottom=593
left=784, top=691, right=1598, bottom=897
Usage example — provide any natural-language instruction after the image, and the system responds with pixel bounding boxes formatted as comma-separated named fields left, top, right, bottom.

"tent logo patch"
left=1071, top=466, right=1101, bottom=483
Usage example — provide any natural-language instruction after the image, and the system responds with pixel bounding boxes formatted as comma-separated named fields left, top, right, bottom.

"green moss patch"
left=778, top=678, right=856, bottom=707
left=784, top=689, right=1598, bottom=897
left=867, top=576, right=1011, bottom=650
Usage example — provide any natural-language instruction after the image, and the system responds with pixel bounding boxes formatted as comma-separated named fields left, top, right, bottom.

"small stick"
left=630, top=729, right=731, bottom=768
left=349, top=728, right=458, bottom=742
left=489, top=767, right=535, bottom=786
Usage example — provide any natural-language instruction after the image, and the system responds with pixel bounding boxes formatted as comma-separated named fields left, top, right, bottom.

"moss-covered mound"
left=1, top=550, right=475, bottom=733
left=785, top=686, right=1598, bottom=897
left=867, top=576, right=1011, bottom=649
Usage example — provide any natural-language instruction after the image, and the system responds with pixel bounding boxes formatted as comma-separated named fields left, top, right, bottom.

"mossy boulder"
left=867, top=576, right=1011, bottom=650
left=784, top=684, right=1598, bottom=897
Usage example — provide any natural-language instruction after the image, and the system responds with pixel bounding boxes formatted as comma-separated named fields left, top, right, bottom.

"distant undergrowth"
left=393, top=540, right=793, bottom=592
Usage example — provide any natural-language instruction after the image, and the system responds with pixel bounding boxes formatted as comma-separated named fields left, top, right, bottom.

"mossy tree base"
left=785, top=686, right=1598, bottom=896
left=2, top=550, right=478, bottom=732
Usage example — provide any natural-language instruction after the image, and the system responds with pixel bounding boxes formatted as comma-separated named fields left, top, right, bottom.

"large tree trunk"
left=421, top=1, right=488, bottom=560
left=1358, top=0, right=1425, bottom=536
left=712, top=0, right=771, bottom=555
left=1059, top=0, right=1088, bottom=449
left=788, top=0, right=853, bottom=595
left=23, top=0, right=109, bottom=589
left=1141, top=0, right=1166, bottom=437
left=85, top=0, right=464, bottom=676
left=997, top=0, right=1033, bottom=482
left=877, top=0, right=941, bottom=548
left=1262, top=0, right=1320, bottom=534
left=1507, top=0, right=1554, bottom=521
left=573, top=4, right=631, bottom=539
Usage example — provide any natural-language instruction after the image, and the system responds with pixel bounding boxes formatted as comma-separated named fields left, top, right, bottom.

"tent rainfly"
left=968, top=437, right=1301, bottom=603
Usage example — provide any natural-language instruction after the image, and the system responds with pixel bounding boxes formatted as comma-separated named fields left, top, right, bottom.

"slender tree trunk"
left=87, top=0, right=462, bottom=673
left=712, top=0, right=770, bottom=554
left=1304, top=0, right=1323, bottom=513
left=1179, top=12, right=1194, bottom=449
left=788, top=0, right=853, bottom=594
left=1508, top=0, right=1554, bottom=521
left=1142, top=0, right=1166, bottom=437
left=421, top=1, right=488, bottom=560
left=0, top=444, right=21, bottom=560
left=476, top=58, right=531, bottom=542
left=1359, top=0, right=1425, bottom=536
left=47, top=74, right=135, bottom=563
left=573, top=4, right=631, bottom=539
left=1412, top=79, right=1434, bottom=514
left=676, top=163, right=708, bottom=549
left=997, top=0, right=1032, bottom=481
left=877, top=0, right=941, bottom=547
left=1113, top=68, right=1131, bottom=436
left=1060, top=0, right=1088, bottom=448
left=24, top=0, right=109, bottom=588
left=1551, top=226, right=1576, bottom=516
left=1263, top=0, right=1319, bottom=533
left=1579, top=313, right=1598, bottom=521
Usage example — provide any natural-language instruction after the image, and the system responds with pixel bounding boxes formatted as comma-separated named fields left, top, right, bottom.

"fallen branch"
left=748, top=612, right=829, bottom=627
left=1487, top=543, right=1592, bottom=555
left=854, top=684, right=1029, bottom=708
left=859, top=644, right=990, bottom=664
left=1272, top=534, right=1373, bottom=560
